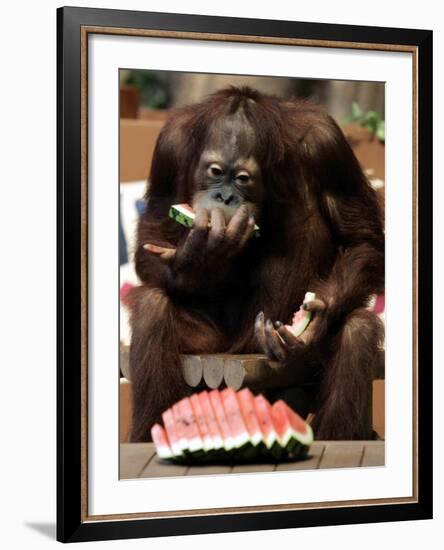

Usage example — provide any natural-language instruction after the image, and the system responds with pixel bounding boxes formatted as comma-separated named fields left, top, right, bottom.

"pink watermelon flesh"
left=179, top=203, right=194, bottom=214
left=284, top=292, right=316, bottom=337
left=178, top=397, right=203, bottom=452
left=172, top=403, right=188, bottom=452
left=236, top=388, right=263, bottom=446
left=151, top=423, right=173, bottom=459
left=209, top=390, right=235, bottom=450
left=282, top=401, right=307, bottom=433
left=158, top=391, right=312, bottom=462
left=270, top=401, right=293, bottom=447
left=220, top=388, right=249, bottom=448
left=198, top=391, right=224, bottom=449
left=190, top=393, right=213, bottom=451
left=254, top=394, right=277, bottom=449
left=271, top=400, right=312, bottom=448
left=161, top=408, right=182, bottom=456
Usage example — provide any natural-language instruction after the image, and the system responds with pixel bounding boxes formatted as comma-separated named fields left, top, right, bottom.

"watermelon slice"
left=283, top=401, right=314, bottom=447
left=270, top=400, right=313, bottom=458
left=198, top=391, right=224, bottom=451
left=172, top=403, right=188, bottom=454
left=161, top=408, right=183, bottom=457
left=209, top=390, right=235, bottom=451
left=220, top=388, right=250, bottom=448
left=152, top=389, right=313, bottom=465
left=190, top=393, right=214, bottom=452
left=169, top=203, right=260, bottom=236
left=150, top=424, right=174, bottom=460
left=253, top=394, right=277, bottom=450
left=236, top=388, right=263, bottom=448
left=285, top=291, right=316, bottom=338
left=177, top=398, right=204, bottom=454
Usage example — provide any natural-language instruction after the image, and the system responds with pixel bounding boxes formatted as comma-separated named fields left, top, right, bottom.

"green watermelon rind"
left=164, top=432, right=312, bottom=465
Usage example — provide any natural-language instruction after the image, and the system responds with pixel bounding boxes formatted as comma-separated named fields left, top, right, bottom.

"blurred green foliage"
left=123, top=70, right=170, bottom=109
left=343, top=102, right=385, bottom=142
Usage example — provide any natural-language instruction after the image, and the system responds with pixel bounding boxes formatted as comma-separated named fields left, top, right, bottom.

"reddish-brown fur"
left=127, top=86, right=384, bottom=442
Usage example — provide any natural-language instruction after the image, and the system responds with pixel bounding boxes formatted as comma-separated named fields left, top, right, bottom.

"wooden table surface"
left=120, top=441, right=385, bottom=479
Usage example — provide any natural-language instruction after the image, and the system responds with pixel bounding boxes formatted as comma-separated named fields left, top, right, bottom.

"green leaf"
left=362, top=111, right=380, bottom=134
left=376, top=120, right=385, bottom=142
left=351, top=102, right=363, bottom=121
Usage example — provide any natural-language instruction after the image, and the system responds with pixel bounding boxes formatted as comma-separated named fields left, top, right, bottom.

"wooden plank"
left=119, top=343, right=131, bottom=380
left=373, top=380, right=385, bottom=439
left=122, top=441, right=384, bottom=479
left=275, top=443, right=326, bottom=471
left=231, top=462, right=276, bottom=474
left=374, top=349, right=385, bottom=380
left=119, top=443, right=155, bottom=479
left=318, top=442, right=365, bottom=469
left=361, top=442, right=385, bottom=467
left=186, top=464, right=232, bottom=476
left=140, top=453, right=188, bottom=478
left=119, top=378, right=132, bottom=443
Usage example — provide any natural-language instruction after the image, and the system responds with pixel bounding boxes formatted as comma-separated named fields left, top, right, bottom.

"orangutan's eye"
left=208, top=164, right=223, bottom=177
left=236, top=171, right=250, bottom=184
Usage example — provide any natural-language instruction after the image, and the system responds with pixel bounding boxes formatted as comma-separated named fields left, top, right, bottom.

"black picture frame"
left=57, top=5, right=433, bottom=543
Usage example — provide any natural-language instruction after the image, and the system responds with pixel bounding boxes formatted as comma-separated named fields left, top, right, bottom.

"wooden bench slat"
left=186, top=464, right=232, bottom=476
left=318, top=442, right=365, bottom=469
left=120, top=441, right=385, bottom=478
left=119, top=443, right=155, bottom=479
left=275, top=442, right=326, bottom=471
left=140, top=454, right=188, bottom=478
left=231, top=462, right=276, bottom=473
left=361, top=442, right=385, bottom=467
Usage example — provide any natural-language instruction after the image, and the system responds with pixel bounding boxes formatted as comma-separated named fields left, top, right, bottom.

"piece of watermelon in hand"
left=284, top=291, right=316, bottom=338
left=169, top=203, right=260, bottom=236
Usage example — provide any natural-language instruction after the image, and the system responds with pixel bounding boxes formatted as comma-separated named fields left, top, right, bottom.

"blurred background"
left=119, top=69, right=385, bottom=183
left=118, top=70, right=385, bottom=443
